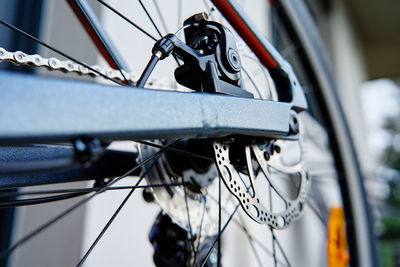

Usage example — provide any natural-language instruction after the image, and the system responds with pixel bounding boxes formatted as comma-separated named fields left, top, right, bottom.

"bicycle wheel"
left=0, top=0, right=376, bottom=266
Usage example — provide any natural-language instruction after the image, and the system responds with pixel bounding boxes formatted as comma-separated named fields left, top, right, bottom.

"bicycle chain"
left=0, top=47, right=140, bottom=83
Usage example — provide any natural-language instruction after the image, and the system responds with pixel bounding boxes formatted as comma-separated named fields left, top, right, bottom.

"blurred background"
left=0, top=0, right=399, bottom=266
left=310, top=1, right=400, bottom=265
left=309, top=0, right=400, bottom=265
left=306, top=1, right=400, bottom=266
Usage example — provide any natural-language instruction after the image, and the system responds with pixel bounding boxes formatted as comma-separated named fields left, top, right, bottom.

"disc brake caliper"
left=142, top=12, right=252, bottom=98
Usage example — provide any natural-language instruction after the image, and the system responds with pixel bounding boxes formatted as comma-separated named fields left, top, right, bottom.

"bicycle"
left=0, top=0, right=377, bottom=266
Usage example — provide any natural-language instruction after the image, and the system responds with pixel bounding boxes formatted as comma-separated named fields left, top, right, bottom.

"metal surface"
left=0, top=146, right=138, bottom=188
left=214, top=134, right=309, bottom=229
left=0, top=70, right=291, bottom=144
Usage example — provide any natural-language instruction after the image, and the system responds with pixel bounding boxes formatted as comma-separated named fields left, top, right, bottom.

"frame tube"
left=0, top=71, right=291, bottom=144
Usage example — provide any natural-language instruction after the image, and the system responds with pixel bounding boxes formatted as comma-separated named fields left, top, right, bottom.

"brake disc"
left=213, top=124, right=310, bottom=229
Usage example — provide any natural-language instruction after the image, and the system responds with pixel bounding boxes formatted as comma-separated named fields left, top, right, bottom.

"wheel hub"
left=139, top=141, right=236, bottom=238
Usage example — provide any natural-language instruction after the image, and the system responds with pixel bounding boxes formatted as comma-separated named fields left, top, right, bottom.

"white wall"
left=329, top=0, right=374, bottom=173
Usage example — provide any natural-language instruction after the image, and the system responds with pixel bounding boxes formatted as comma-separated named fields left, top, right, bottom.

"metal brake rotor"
left=213, top=118, right=310, bottom=229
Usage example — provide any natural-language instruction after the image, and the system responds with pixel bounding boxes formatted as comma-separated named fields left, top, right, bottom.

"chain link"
left=0, top=47, right=139, bottom=83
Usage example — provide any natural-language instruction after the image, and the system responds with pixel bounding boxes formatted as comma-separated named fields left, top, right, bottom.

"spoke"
left=138, top=140, right=213, bottom=161
left=267, top=169, right=299, bottom=193
left=270, top=227, right=278, bottom=267
left=193, top=196, right=206, bottom=265
left=237, top=213, right=263, bottom=267
left=182, top=177, right=196, bottom=255
left=208, top=191, right=287, bottom=266
left=177, top=0, right=183, bottom=31
left=307, top=185, right=329, bottom=227
left=152, top=0, right=169, bottom=34
left=217, top=174, right=222, bottom=267
left=137, top=140, right=245, bottom=170
left=234, top=217, right=288, bottom=266
left=306, top=199, right=327, bottom=227
left=272, top=232, right=292, bottom=267
left=269, top=185, right=278, bottom=267
left=77, top=176, right=145, bottom=266
left=0, top=19, right=123, bottom=86
left=233, top=218, right=286, bottom=265
left=67, top=0, right=132, bottom=85
left=258, top=167, right=288, bottom=204
left=136, top=0, right=182, bottom=67
left=268, top=177, right=292, bottom=267
left=200, top=204, right=240, bottom=267
left=0, top=139, right=180, bottom=261
left=242, top=67, right=262, bottom=98
left=0, top=192, right=85, bottom=208
left=138, top=0, right=162, bottom=38
left=96, top=0, right=157, bottom=41
left=310, top=174, right=337, bottom=183
left=0, top=183, right=186, bottom=198
left=243, top=54, right=277, bottom=100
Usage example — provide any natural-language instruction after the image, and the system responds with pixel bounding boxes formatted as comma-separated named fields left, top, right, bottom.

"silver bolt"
left=289, top=111, right=299, bottom=133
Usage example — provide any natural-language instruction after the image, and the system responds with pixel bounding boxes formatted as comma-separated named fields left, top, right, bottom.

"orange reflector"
left=327, top=206, right=350, bottom=267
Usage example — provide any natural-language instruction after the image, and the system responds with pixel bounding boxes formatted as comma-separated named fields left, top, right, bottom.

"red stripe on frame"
left=211, top=0, right=277, bottom=70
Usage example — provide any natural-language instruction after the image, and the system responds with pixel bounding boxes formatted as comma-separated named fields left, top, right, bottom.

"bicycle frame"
left=0, top=0, right=305, bottom=183
left=0, top=71, right=294, bottom=143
